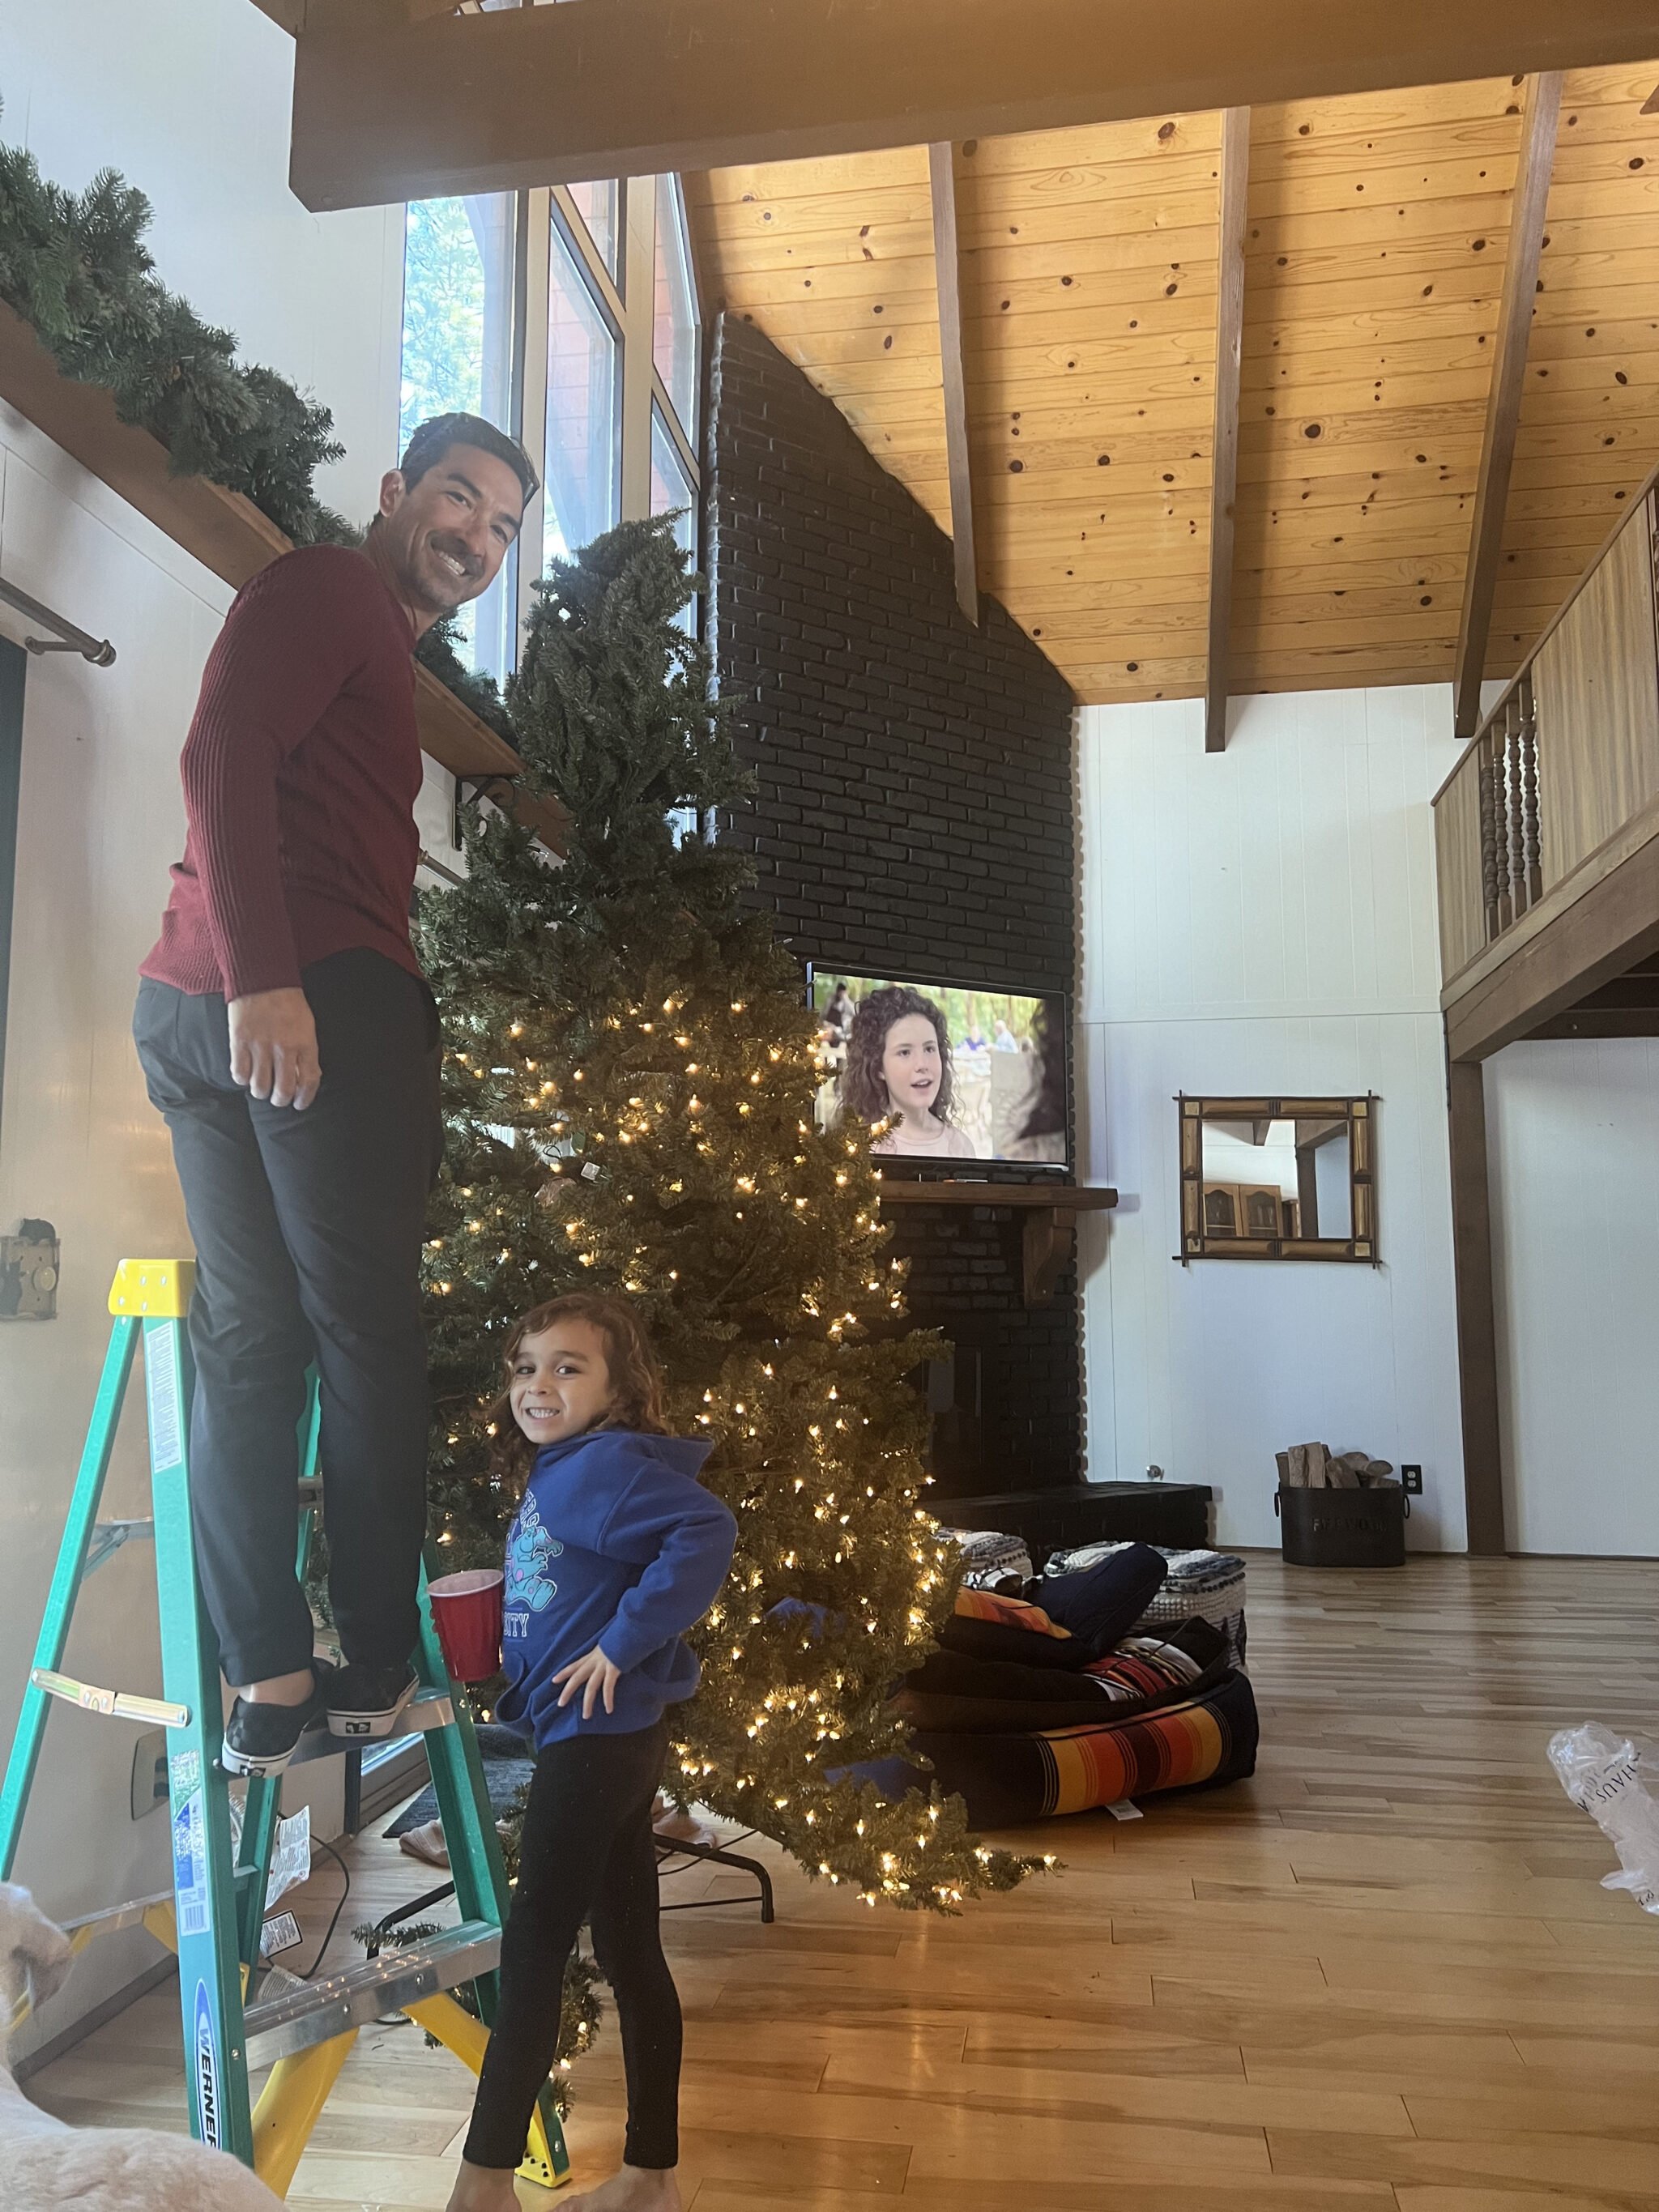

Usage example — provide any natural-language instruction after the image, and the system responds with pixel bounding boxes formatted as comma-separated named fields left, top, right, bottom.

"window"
left=399, top=169, right=702, bottom=676
left=569, top=180, right=621, bottom=281
left=653, top=176, right=698, bottom=430
left=650, top=405, right=697, bottom=637
left=544, top=221, right=621, bottom=566
left=398, top=194, right=518, bottom=677
left=650, top=407, right=696, bottom=557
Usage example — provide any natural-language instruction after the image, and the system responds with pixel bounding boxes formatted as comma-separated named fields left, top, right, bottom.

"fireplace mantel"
left=875, top=1180, right=1118, bottom=1306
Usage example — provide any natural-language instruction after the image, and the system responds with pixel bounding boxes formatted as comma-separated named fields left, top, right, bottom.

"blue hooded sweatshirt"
left=495, top=1429, right=737, bottom=1750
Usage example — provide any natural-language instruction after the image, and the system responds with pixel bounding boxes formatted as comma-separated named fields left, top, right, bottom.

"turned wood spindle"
left=1478, top=730, right=1501, bottom=942
left=1520, top=676, right=1542, bottom=905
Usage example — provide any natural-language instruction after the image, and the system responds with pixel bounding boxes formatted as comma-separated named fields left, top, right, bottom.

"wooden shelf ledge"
left=0, top=302, right=568, bottom=855
left=874, top=1179, right=1117, bottom=1208
left=875, top=1178, right=1117, bottom=1306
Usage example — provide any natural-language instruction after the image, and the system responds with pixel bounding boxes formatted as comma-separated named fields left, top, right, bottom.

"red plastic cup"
left=428, top=1569, right=505, bottom=1683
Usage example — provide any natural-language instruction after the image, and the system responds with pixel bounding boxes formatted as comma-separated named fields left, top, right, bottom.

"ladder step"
left=282, top=1690, right=455, bottom=1772
left=244, top=1918, right=501, bottom=2067
left=61, top=1886, right=174, bottom=1938
left=30, top=1669, right=189, bottom=1729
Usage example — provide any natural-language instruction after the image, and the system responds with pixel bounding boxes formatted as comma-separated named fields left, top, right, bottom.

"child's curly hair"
left=836, top=984, right=956, bottom=1127
left=488, top=1293, right=671, bottom=1494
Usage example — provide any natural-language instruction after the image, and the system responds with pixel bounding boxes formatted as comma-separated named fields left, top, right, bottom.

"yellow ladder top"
left=109, top=1258, right=196, bottom=1319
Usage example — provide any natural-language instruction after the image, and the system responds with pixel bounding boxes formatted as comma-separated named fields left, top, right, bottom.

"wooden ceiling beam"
left=1205, top=106, right=1250, bottom=756
left=250, top=1, right=459, bottom=30
left=928, top=143, right=978, bottom=627
left=284, top=0, right=1658, bottom=211
left=1452, top=71, right=1563, bottom=743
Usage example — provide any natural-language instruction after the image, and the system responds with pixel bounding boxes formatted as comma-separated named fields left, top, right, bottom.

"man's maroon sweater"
left=143, top=544, right=426, bottom=1002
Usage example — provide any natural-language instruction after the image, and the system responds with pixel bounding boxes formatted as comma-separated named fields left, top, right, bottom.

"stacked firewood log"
left=1276, top=1443, right=1397, bottom=1489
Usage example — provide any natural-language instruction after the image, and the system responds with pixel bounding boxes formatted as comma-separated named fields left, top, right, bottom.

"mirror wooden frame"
left=1177, top=1094, right=1377, bottom=1264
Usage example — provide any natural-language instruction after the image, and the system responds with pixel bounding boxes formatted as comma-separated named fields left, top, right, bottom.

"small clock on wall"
left=1176, top=1096, right=1377, bottom=1265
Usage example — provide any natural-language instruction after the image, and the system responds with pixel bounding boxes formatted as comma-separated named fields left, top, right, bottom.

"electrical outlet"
left=1401, top=1464, right=1423, bottom=1494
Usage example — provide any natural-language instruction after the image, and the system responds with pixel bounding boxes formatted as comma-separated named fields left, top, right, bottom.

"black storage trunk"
left=1275, top=1484, right=1406, bottom=1567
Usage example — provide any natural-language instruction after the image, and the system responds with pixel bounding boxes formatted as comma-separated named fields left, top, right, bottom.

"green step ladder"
left=0, top=1257, right=569, bottom=2197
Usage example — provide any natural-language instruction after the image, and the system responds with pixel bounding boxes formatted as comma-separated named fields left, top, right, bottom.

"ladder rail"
left=146, top=1311, right=259, bottom=2163
left=0, top=1318, right=139, bottom=1882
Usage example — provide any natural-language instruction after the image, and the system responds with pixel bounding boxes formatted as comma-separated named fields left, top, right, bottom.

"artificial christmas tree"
left=416, top=515, right=1035, bottom=1912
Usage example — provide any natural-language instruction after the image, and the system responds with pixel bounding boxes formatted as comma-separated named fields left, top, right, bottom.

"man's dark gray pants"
left=134, top=948, right=441, bottom=1686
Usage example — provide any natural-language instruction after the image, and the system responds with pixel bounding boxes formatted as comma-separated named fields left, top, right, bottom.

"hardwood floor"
left=27, top=1553, right=1659, bottom=2210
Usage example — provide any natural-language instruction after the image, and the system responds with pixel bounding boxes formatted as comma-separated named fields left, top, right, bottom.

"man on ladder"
left=131, top=413, right=538, bottom=1776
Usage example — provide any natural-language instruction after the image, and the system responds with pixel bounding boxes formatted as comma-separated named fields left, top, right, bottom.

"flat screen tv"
left=808, top=969, right=1069, bottom=1170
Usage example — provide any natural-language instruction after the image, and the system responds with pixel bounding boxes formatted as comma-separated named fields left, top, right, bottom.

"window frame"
left=651, top=173, right=701, bottom=437
left=398, top=173, right=702, bottom=678
left=535, top=194, right=625, bottom=572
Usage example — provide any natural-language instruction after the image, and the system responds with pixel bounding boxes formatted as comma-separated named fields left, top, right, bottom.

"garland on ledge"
left=0, top=114, right=510, bottom=738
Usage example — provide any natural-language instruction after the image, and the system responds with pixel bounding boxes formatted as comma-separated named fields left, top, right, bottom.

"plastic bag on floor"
left=1546, top=1724, right=1659, bottom=1914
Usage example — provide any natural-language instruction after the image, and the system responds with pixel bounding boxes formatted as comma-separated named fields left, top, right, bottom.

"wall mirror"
left=1178, top=1095, right=1376, bottom=1264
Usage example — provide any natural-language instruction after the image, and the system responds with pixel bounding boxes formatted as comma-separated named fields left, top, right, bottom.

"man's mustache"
left=429, top=534, right=484, bottom=581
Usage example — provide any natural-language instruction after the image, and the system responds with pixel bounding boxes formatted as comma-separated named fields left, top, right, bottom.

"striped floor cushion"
left=1044, top=1543, right=1247, bottom=1669
left=912, top=1667, right=1259, bottom=1829
left=952, top=1588, right=1072, bottom=1639
left=893, top=1622, right=1229, bottom=1736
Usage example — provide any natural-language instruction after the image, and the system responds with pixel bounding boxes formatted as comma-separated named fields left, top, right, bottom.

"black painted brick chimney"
left=705, top=313, right=1082, bottom=1494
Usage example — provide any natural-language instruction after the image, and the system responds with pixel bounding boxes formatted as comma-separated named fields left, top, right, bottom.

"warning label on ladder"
left=171, top=1750, right=210, bottom=1937
left=146, top=1351, right=181, bottom=1470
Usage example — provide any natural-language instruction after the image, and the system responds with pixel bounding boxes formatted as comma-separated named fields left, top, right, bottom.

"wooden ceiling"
left=687, top=62, right=1659, bottom=710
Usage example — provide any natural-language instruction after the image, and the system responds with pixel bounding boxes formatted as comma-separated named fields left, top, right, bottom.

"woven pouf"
left=941, top=1526, right=1036, bottom=1594
left=1043, top=1543, right=1247, bottom=1669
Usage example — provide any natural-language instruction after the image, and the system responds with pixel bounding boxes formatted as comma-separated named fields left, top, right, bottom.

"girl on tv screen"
left=838, top=985, right=979, bottom=1158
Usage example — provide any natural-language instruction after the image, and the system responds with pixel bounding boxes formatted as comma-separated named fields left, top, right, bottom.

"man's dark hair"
left=399, top=412, right=540, bottom=510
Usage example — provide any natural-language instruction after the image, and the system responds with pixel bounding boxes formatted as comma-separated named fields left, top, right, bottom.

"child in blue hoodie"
left=446, top=1294, right=736, bottom=2212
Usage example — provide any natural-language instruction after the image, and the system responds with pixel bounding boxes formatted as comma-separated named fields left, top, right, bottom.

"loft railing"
left=1433, top=473, right=1659, bottom=990
left=1477, top=673, right=1542, bottom=940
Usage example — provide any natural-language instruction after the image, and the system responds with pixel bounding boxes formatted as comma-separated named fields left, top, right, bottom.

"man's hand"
left=228, top=987, right=321, bottom=1110
left=553, top=1646, right=621, bottom=1720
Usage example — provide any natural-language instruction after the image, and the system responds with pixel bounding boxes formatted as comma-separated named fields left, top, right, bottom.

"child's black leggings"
left=464, top=1721, right=680, bottom=2173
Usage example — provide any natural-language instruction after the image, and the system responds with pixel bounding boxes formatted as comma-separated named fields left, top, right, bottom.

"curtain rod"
left=417, top=848, right=466, bottom=888
left=0, top=574, right=116, bottom=666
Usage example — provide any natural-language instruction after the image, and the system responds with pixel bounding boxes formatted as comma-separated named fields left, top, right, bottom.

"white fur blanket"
left=0, top=1882, right=281, bottom=2210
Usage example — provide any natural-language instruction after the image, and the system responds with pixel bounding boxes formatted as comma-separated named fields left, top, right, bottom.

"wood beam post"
left=928, top=143, right=978, bottom=627
left=285, top=1, right=1659, bottom=211
left=1452, top=71, right=1562, bottom=742
left=1447, top=1055, right=1507, bottom=1555
left=1205, top=106, right=1249, bottom=756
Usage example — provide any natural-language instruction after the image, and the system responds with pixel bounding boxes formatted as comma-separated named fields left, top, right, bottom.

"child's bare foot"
left=566, top=2165, right=682, bottom=2212
left=445, top=2159, right=522, bottom=2212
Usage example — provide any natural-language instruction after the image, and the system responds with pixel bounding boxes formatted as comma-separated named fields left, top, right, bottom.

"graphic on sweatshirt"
left=505, top=1494, right=563, bottom=1616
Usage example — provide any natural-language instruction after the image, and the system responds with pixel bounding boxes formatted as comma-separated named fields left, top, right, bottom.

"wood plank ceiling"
left=687, top=62, right=1659, bottom=709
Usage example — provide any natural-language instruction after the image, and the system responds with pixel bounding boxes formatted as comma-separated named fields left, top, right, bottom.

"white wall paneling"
left=1076, top=685, right=1469, bottom=1552
left=1, top=2, right=404, bottom=526
left=1486, top=1038, right=1659, bottom=1558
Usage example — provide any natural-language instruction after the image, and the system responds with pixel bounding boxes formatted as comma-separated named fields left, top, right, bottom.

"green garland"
left=0, top=113, right=512, bottom=737
left=0, top=122, right=350, bottom=544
